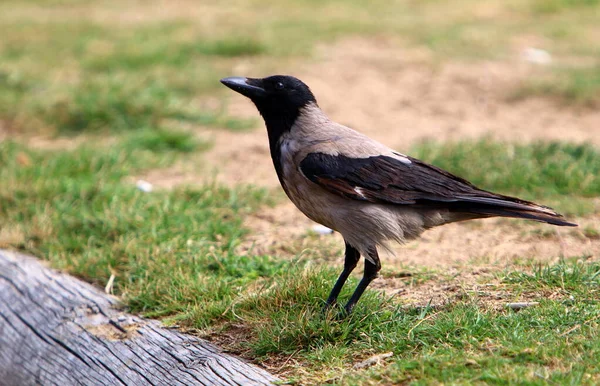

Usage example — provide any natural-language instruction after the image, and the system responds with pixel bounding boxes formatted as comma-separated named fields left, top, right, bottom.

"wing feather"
left=299, top=152, right=576, bottom=226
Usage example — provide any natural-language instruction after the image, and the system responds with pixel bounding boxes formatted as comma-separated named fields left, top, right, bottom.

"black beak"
left=220, top=77, right=267, bottom=99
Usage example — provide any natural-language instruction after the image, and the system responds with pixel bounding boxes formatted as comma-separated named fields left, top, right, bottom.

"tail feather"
left=447, top=194, right=577, bottom=227
left=458, top=206, right=577, bottom=227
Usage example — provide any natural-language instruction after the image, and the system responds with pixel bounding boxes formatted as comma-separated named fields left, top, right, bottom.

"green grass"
left=229, top=259, right=599, bottom=385
left=412, top=140, right=600, bottom=215
left=0, top=17, right=259, bottom=135
left=124, top=128, right=210, bottom=153
left=208, top=259, right=600, bottom=385
left=503, top=258, right=600, bottom=294
left=1, top=138, right=598, bottom=384
left=582, top=226, right=600, bottom=240
left=41, top=76, right=256, bottom=134
left=531, top=0, right=600, bottom=14
left=511, top=66, right=600, bottom=107
left=0, top=140, right=271, bottom=326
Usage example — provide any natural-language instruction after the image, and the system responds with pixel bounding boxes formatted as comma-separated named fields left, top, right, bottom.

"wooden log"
left=0, top=250, right=278, bottom=386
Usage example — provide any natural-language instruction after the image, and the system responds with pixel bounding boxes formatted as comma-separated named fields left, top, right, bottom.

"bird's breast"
left=275, top=136, right=337, bottom=228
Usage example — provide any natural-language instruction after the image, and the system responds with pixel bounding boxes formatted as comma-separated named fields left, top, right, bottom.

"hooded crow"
left=220, top=75, right=577, bottom=314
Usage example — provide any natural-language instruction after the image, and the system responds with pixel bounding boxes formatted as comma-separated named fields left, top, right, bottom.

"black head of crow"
left=221, top=75, right=577, bottom=315
left=221, top=76, right=316, bottom=147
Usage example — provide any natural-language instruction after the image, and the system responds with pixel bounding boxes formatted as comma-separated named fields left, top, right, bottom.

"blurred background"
left=2, top=0, right=599, bottom=141
left=1, top=0, right=599, bottom=383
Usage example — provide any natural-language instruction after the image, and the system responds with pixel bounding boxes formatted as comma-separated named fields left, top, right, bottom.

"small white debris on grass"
left=522, top=48, right=552, bottom=65
left=506, top=302, right=539, bottom=310
left=312, top=224, right=334, bottom=235
left=136, top=179, right=153, bottom=192
left=353, top=352, right=394, bottom=369
left=105, top=273, right=115, bottom=295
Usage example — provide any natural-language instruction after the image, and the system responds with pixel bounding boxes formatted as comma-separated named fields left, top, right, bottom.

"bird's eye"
left=274, top=81, right=285, bottom=90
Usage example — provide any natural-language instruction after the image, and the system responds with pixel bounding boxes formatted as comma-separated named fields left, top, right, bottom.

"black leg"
left=343, top=247, right=381, bottom=314
left=324, top=241, right=360, bottom=309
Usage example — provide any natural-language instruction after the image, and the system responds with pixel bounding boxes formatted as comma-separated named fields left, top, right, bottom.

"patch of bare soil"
left=374, top=265, right=569, bottom=312
left=27, top=135, right=88, bottom=151
left=202, top=37, right=600, bottom=270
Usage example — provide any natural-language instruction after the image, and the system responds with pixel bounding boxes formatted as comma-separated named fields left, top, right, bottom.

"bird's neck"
left=258, top=108, right=297, bottom=147
left=257, top=102, right=325, bottom=147
left=257, top=105, right=301, bottom=185
left=263, top=115, right=292, bottom=189
left=258, top=103, right=328, bottom=188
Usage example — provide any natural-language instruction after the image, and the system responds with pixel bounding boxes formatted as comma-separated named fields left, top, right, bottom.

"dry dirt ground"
left=185, top=38, right=600, bottom=275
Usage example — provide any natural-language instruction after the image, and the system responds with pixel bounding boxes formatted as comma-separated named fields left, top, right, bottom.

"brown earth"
left=182, top=37, right=600, bottom=274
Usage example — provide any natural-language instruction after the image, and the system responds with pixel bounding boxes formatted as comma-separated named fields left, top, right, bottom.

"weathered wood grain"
left=0, top=250, right=278, bottom=386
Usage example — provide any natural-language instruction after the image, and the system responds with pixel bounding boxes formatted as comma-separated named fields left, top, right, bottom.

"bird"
left=220, top=75, right=577, bottom=315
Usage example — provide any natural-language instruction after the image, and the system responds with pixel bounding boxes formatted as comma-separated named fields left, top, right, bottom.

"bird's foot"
left=322, top=300, right=336, bottom=315
left=321, top=301, right=351, bottom=320
left=322, top=303, right=355, bottom=320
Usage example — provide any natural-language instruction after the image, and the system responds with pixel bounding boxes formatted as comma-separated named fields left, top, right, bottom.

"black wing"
left=299, top=152, right=576, bottom=226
